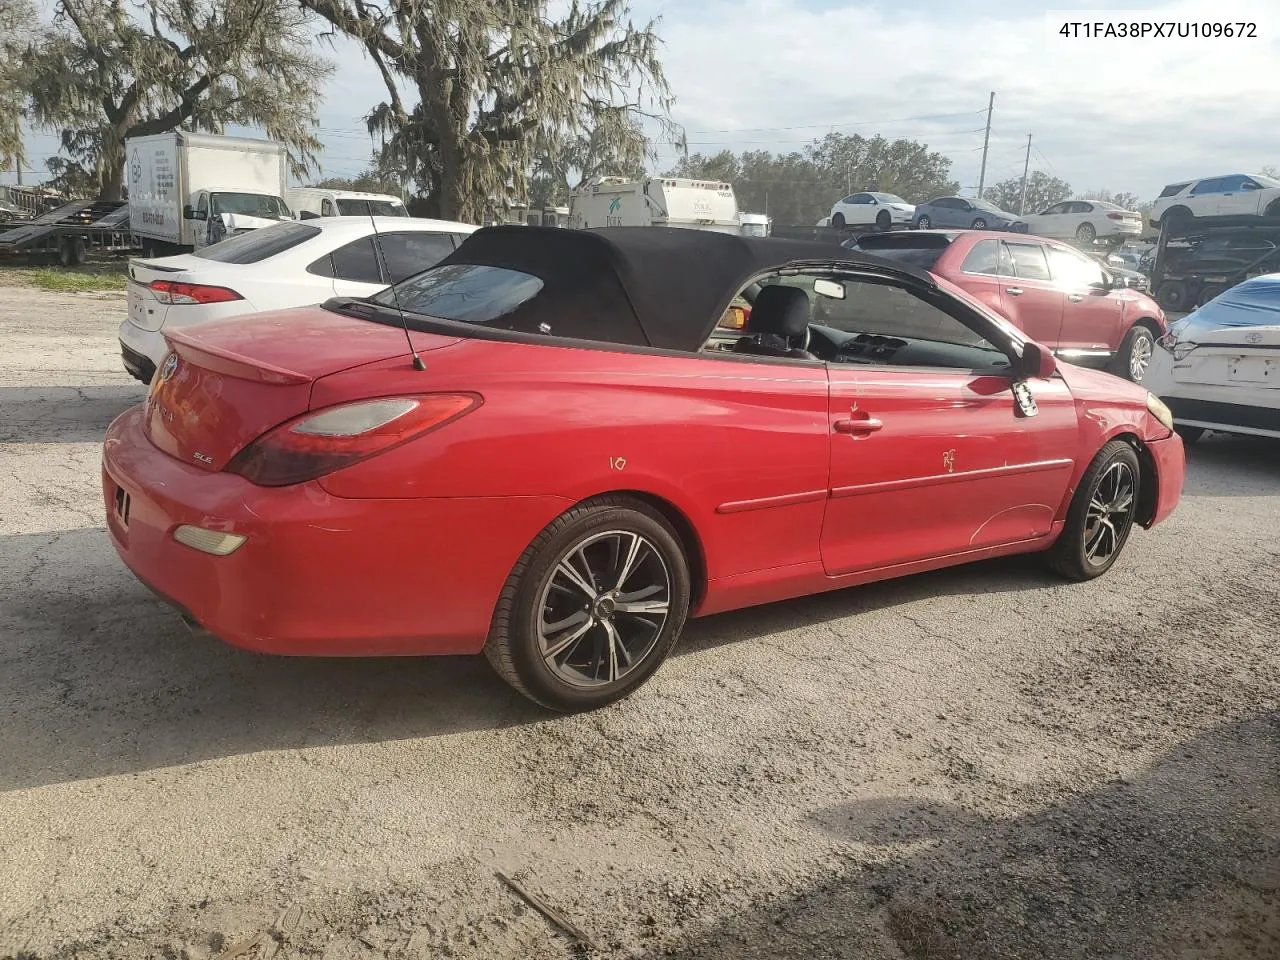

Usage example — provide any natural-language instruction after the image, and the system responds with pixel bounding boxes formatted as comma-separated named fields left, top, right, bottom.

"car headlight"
left=1146, top=392, right=1174, bottom=431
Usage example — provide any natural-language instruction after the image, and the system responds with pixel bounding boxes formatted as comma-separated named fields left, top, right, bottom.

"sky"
left=8, top=0, right=1280, bottom=205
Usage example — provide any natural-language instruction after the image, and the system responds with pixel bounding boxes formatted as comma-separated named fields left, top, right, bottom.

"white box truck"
left=569, top=177, right=741, bottom=234
left=126, top=131, right=293, bottom=255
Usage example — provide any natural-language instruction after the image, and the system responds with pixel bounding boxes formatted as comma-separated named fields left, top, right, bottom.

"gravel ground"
left=1, top=286, right=1276, bottom=960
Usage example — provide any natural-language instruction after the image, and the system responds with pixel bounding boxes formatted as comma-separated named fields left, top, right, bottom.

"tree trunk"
left=100, top=146, right=125, bottom=201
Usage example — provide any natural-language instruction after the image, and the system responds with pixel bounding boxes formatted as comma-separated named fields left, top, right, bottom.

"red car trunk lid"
left=143, top=305, right=460, bottom=471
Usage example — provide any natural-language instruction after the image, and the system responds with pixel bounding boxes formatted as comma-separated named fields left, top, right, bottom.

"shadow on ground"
left=0, top=525, right=1067, bottom=792
left=647, top=713, right=1280, bottom=960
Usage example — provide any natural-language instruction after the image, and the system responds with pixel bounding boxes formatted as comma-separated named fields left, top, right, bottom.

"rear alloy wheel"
left=1113, top=323, right=1156, bottom=382
left=831, top=213, right=846, bottom=229
left=916, top=215, right=931, bottom=229
left=1076, top=222, right=1097, bottom=244
left=1047, top=440, right=1141, bottom=581
left=971, top=217, right=988, bottom=229
left=875, top=210, right=892, bottom=230
left=484, top=497, right=691, bottom=711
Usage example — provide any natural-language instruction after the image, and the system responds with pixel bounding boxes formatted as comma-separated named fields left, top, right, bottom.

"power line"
left=686, top=108, right=988, bottom=135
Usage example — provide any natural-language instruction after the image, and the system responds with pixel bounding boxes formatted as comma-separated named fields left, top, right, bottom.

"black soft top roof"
left=434, top=225, right=935, bottom=351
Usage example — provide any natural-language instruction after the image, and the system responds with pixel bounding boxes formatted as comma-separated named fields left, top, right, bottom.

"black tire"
left=484, top=496, right=692, bottom=711
left=1265, top=200, right=1280, bottom=220
left=58, top=237, right=85, bottom=267
left=1047, top=440, right=1142, bottom=582
left=875, top=209, right=891, bottom=230
left=1163, top=206, right=1192, bottom=230
left=1111, top=321, right=1157, bottom=383
left=1156, top=280, right=1192, bottom=312
left=1197, top=283, right=1226, bottom=307
left=1076, top=222, right=1097, bottom=244
left=1175, top=425, right=1205, bottom=444
left=971, top=217, right=988, bottom=229
left=916, top=215, right=931, bottom=229
left=831, top=213, right=846, bottom=229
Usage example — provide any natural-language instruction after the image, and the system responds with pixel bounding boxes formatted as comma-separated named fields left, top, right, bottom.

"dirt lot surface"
left=1, top=285, right=1277, bottom=960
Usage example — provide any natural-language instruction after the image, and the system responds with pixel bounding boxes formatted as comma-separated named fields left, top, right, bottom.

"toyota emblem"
left=159, top=353, right=178, bottom=381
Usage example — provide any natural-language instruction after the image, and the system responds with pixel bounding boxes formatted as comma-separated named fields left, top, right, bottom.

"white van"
left=286, top=188, right=408, bottom=219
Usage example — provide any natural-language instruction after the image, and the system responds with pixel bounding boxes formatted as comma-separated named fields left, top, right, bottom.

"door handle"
left=834, top=414, right=883, bottom=435
left=1005, top=286, right=1023, bottom=296
left=1067, top=293, right=1085, bottom=302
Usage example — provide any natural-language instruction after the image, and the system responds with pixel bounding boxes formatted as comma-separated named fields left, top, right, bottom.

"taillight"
left=226, top=394, right=481, bottom=486
left=150, top=280, right=243, bottom=304
left=1107, top=213, right=1123, bottom=220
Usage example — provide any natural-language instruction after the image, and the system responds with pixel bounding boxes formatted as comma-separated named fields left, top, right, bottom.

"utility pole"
left=1018, top=133, right=1032, bottom=215
left=976, top=91, right=994, bottom=199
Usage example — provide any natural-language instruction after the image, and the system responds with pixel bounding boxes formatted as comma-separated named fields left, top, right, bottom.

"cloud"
left=625, top=0, right=1280, bottom=201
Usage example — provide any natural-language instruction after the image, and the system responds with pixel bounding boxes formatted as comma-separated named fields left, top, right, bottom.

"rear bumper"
left=1145, top=432, right=1185, bottom=528
left=102, top=406, right=571, bottom=657
left=118, top=319, right=167, bottom=374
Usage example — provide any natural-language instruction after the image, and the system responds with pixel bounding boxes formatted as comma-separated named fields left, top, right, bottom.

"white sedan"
left=828, top=192, right=915, bottom=230
left=1021, top=199, right=1144, bottom=245
left=118, top=216, right=475, bottom=382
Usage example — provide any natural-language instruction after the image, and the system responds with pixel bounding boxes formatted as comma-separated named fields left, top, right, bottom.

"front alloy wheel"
left=1047, top=440, right=1141, bottom=581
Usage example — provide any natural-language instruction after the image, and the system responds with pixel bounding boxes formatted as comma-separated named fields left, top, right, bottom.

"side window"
left=1042, top=202, right=1066, bottom=215
left=328, top=236, right=383, bottom=284
left=1006, top=242, right=1051, bottom=281
left=854, top=194, right=873, bottom=204
left=1046, top=246, right=1106, bottom=288
left=811, top=276, right=1010, bottom=372
left=1191, top=177, right=1224, bottom=195
left=1068, top=201, right=1091, bottom=214
left=1158, top=182, right=1191, bottom=198
left=1220, top=175, right=1247, bottom=191
left=321, top=198, right=336, bottom=216
left=960, top=239, right=1003, bottom=274
left=196, top=193, right=209, bottom=216
left=840, top=195, right=858, bottom=204
left=376, top=232, right=457, bottom=283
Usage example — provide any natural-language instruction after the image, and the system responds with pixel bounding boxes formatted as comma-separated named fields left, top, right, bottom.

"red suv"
left=849, top=230, right=1167, bottom=382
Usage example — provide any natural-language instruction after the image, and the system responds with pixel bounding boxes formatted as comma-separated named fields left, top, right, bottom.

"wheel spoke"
left=554, top=560, right=597, bottom=600
left=603, top=619, right=626, bottom=681
left=542, top=615, right=594, bottom=661
left=1110, top=490, right=1134, bottom=514
left=613, top=533, right=645, bottom=592
left=615, top=599, right=669, bottom=615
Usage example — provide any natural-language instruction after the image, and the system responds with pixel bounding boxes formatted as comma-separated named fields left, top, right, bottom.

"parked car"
left=1022, top=199, right=1143, bottom=245
left=912, top=196, right=1026, bottom=232
left=0, top=197, right=31, bottom=223
left=1150, top=173, right=1280, bottom=227
left=828, top=192, right=915, bottom=230
left=1146, top=273, right=1280, bottom=442
left=118, top=216, right=475, bottom=382
left=848, top=230, right=1167, bottom=382
left=102, top=226, right=1184, bottom=711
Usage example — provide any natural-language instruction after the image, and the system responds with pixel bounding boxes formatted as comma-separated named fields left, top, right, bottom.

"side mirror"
left=182, top=204, right=195, bottom=220
left=1019, top=341, right=1057, bottom=379
left=1090, top=277, right=1111, bottom=293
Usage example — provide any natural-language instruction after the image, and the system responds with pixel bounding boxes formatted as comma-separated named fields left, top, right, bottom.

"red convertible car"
left=102, top=227, right=1185, bottom=710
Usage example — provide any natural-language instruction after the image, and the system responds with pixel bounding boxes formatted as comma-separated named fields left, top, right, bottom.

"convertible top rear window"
left=371, top=264, right=543, bottom=323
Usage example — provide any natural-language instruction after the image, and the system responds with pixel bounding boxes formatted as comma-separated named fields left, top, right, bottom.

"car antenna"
left=366, top=201, right=426, bottom=370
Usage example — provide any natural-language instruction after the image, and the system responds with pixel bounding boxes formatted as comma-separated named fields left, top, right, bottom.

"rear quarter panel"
left=310, top=338, right=833, bottom=584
